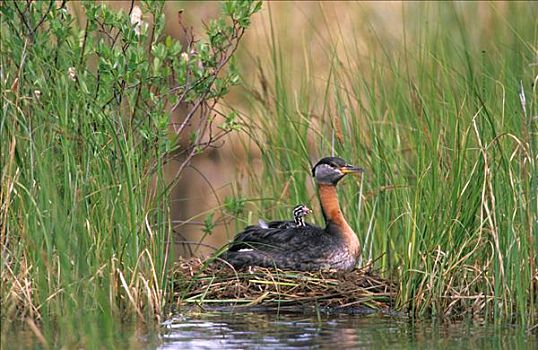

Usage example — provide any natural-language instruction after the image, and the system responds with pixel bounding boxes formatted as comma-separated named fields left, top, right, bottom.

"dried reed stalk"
left=171, top=258, right=396, bottom=312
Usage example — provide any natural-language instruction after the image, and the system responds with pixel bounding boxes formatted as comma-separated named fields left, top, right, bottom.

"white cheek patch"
left=315, top=164, right=342, bottom=178
left=238, top=248, right=254, bottom=252
left=315, top=164, right=333, bottom=177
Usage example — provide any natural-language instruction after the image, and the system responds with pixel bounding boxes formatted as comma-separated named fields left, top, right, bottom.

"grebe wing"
left=264, top=220, right=316, bottom=229
left=265, top=220, right=295, bottom=229
left=227, top=224, right=323, bottom=252
left=255, top=219, right=295, bottom=229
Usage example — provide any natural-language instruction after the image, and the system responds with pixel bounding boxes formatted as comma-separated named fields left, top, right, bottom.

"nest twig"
left=171, top=258, right=397, bottom=313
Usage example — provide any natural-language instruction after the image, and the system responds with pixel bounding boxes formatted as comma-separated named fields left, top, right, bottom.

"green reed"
left=0, top=1, right=260, bottom=348
left=239, top=2, right=537, bottom=325
left=1, top=9, right=169, bottom=349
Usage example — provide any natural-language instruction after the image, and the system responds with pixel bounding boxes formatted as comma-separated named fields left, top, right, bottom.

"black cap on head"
left=311, top=156, right=364, bottom=185
left=311, top=157, right=348, bottom=177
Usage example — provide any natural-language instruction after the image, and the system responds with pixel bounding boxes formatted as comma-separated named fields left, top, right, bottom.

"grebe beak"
left=339, top=164, right=364, bottom=175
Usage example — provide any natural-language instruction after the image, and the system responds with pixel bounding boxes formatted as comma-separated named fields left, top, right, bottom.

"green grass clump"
left=238, top=2, right=537, bottom=325
left=0, top=1, right=260, bottom=347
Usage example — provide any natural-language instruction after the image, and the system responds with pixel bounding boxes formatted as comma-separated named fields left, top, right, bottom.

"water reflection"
left=160, top=311, right=536, bottom=349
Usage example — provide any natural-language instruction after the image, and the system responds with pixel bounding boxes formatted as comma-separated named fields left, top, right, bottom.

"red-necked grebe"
left=223, top=156, right=363, bottom=271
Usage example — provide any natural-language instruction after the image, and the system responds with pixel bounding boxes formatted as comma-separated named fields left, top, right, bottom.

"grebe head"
left=292, top=204, right=311, bottom=227
left=312, top=156, right=364, bottom=185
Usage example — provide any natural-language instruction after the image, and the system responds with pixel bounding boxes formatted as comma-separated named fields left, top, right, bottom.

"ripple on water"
left=159, top=312, right=537, bottom=350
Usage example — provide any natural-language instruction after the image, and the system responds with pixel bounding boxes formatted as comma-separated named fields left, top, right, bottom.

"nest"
left=171, top=258, right=397, bottom=314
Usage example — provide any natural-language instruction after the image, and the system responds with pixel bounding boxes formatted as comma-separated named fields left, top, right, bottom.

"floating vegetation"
left=171, top=258, right=396, bottom=313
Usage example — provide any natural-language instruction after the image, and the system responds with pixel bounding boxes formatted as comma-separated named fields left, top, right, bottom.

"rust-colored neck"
left=318, top=183, right=360, bottom=257
left=318, top=184, right=343, bottom=223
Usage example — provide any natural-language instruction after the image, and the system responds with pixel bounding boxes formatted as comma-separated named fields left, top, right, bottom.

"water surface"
left=160, top=311, right=536, bottom=349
